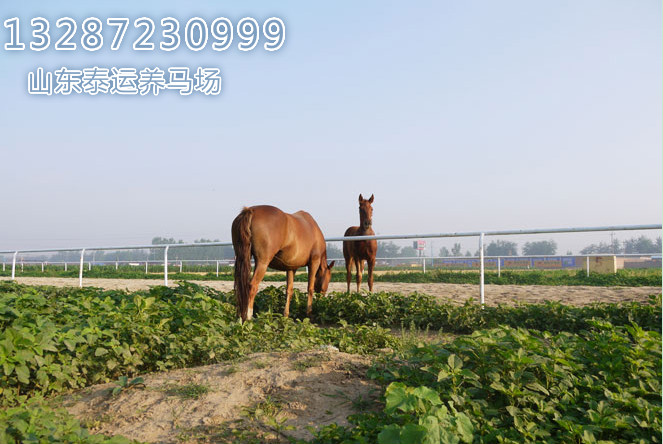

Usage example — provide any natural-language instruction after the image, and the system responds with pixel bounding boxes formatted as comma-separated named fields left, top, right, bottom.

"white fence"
left=4, top=253, right=659, bottom=276
left=2, top=223, right=661, bottom=305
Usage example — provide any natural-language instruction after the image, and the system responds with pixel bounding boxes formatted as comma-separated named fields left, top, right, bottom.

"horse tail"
left=232, top=207, right=254, bottom=321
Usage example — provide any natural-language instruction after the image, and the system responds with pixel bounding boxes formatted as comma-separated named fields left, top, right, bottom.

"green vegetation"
left=162, top=383, right=210, bottom=400
left=0, top=281, right=396, bottom=443
left=0, top=281, right=660, bottom=443
left=368, top=269, right=661, bottom=287
left=2, top=266, right=660, bottom=287
left=110, top=376, right=145, bottom=396
left=237, top=286, right=662, bottom=334
left=313, top=322, right=661, bottom=444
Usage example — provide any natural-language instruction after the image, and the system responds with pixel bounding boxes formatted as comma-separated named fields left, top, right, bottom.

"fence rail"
left=2, top=223, right=661, bottom=305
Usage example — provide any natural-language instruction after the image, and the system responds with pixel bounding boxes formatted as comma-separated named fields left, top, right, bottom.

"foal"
left=342, top=194, right=377, bottom=293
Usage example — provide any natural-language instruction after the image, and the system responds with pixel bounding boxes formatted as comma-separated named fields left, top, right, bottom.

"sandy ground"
left=3, top=276, right=660, bottom=306
left=60, top=349, right=377, bottom=443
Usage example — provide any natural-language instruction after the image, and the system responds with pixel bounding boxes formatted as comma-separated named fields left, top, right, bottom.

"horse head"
left=358, top=194, right=374, bottom=231
left=314, top=260, right=335, bottom=294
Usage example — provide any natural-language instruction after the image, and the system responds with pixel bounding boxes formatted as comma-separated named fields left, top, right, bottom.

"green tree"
left=451, top=243, right=462, bottom=257
left=377, top=241, right=401, bottom=258
left=623, top=236, right=661, bottom=254
left=439, top=246, right=450, bottom=257
left=400, top=246, right=417, bottom=257
left=485, top=240, right=518, bottom=256
left=522, top=240, right=557, bottom=255
left=580, top=239, right=622, bottom=255
left=151, top=237, right=184, bottom=245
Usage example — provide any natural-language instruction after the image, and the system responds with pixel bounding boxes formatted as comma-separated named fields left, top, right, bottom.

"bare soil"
left=60, top=349, right=377, bottom=443
left=3, top=276, right=660, bottom=306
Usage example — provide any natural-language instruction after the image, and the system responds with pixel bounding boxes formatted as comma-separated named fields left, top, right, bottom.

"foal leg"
left=367, top=257, right=375, bottom=292
left=306, top=260, right=321, bottom=318
left=284, top=269, right=294, bottom=318
left=356, top=260, right=363, bottom=292
left=247, top=261, right=268, bottom=320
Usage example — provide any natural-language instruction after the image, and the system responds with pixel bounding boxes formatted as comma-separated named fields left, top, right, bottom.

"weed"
left=111, top=376, right=145, bottom=396
left=163, top=383, right=210, bottom=400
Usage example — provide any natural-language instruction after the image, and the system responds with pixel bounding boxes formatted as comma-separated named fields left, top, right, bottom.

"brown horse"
left=343, top=194, right=377, bottom=293
left=231, top=205, right=335, bottom=322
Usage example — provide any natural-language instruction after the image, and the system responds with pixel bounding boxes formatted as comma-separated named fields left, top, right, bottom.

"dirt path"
left=2, top=276, right=659, bottom=306
left=61, top=349, right=376, bottom=443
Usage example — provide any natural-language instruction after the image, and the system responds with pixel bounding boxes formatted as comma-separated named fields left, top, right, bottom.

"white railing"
left=5, top=252, right=658, bottom=275
left=1, top=223, right=661, bottom=305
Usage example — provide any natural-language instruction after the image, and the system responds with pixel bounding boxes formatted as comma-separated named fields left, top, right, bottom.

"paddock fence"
left=1, top=224, right=661, bottom=306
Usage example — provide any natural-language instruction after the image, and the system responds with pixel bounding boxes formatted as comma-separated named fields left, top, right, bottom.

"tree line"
left=12, top=235, right=660, bottom=263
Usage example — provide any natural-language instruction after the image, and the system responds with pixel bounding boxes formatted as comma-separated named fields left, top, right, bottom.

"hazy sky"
left=1, top=0, right=661, bottom=255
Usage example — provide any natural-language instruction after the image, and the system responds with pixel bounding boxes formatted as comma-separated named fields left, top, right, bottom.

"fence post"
left=216, top=260, right=219, bottom=277
left=145, top=261, right=148, bottom=274
left=11, top=251, right=18, bottom=280
left=2, top=262, right=4, bottom=272
left=79, top=249, right=86, bottom=287
left=88, top=261, right=91, bottom=271
left=479, top=233, right=485, bottom=306
left=422, top=256, right=426, bottom=274
left=64, top=261, right=67, bottom=271
left=497, top=256, right=501, bottom=278
left=115, top=260, right=118, bottom=270
left=586, top=256, right=590, bottom=277
left=21, top=261, right=23, bottom=272
left=164, top=246, right=169, bottom=286
left=179, top=260, right=182, bottom=273
left=41, top=262, right=44, bottom=273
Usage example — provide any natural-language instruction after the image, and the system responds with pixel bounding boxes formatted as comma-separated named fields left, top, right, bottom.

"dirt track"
left=2, top=276, right=659, bottom=306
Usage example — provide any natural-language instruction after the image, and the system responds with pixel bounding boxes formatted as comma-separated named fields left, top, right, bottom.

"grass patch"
left=162, top=383, right=210, bottom=400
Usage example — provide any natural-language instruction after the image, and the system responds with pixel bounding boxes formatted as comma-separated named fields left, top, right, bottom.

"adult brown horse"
left=232, top=205, right=335, bottom=322
left=343, top=194, right=377, bottom=293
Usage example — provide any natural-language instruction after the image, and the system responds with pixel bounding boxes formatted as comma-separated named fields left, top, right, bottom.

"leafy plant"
left=110, top=376, right=145, bottom=396
left=312, top=322, right=662, bottom=444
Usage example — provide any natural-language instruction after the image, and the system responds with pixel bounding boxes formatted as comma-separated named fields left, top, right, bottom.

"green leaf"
left=582, top=430, right=597, bottom=444
left=378, top=424, right=401, bottom=444
left=400, top=424, right=427, bottom=444
left=385, top=382, right=417, bottom=413
left=413, top=386, right=442, bottom=406
left=3, top=362, right=15, bottom=376
left=440, top=428, right=460, bottom=444
left=526, top=382, right=549, bottom=395
left=421, top=416, right=441, bottom=444
left=455, top=412, right=474, bottom=444
left=15, top=365, right=30, bottom=384
left=94, top=347, right=108, bottom=357
left=129, top=377, right=144, bottom=386
left=448, top=354, right=463, bottom=370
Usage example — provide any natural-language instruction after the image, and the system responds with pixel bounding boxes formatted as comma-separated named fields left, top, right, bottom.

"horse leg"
left=345, top=258, right=354, bottom=293
left=306, top=260, right=321, bottom=318
left=367, top=257, right=375, bottom=292
left=356, top=260, right=363, bottom=292
left=284, top=269, right=294, bottom=318
left=247, top=261, right=268, bottom=320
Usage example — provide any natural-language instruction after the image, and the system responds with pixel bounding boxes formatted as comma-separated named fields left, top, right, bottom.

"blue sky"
left=0, top=0, right=661, bottom=254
